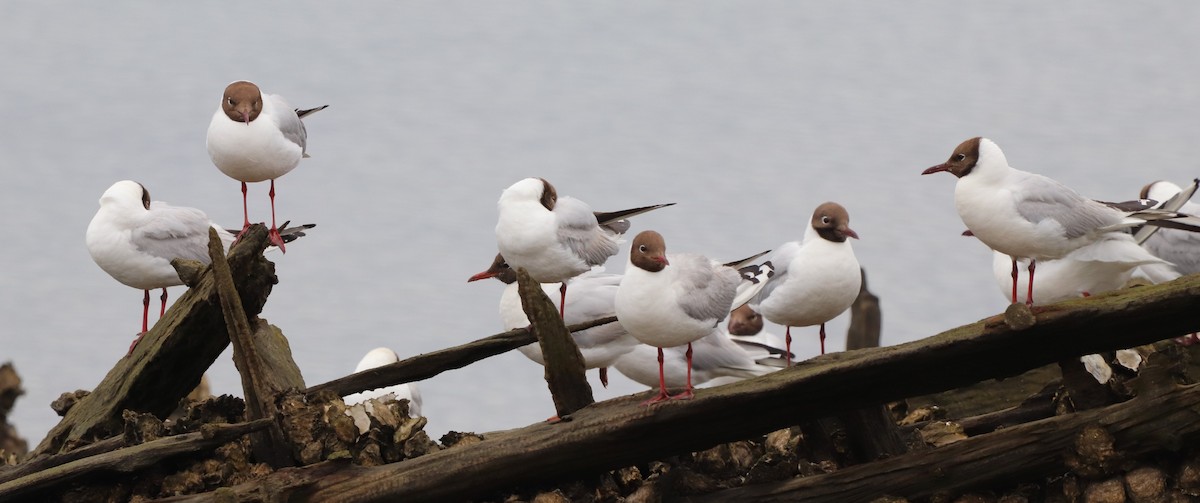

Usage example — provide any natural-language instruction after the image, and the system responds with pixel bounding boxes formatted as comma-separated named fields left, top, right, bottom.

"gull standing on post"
left=750, top=202, right=862, bottom=362
left=614, top=231, right=765, bottom=404
left=206, top=80, right=326, bottom=252
left=923, top=137, right=1200, bottom=305
left=85, top=180, right=312, bottom=353
left=494, top=177, right=673, bottom=318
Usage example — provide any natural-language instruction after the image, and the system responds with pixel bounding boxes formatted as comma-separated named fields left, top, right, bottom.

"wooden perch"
left=29, top=225, right=278, bottom=459
left=170, top=273, right=1200, bottom=502
left=694, top=359, right=1200, bottom=502
left=303, top=317, right=618, bottom=399
left=208, top=227, right=303, bottom=469
left=0, top=418, right=272, bottom=500
left=516, top=268, right=593, bottom=417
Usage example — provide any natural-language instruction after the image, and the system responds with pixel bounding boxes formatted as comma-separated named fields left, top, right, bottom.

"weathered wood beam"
left=517, top=268, right=593, bottom=417
left=303, top=317, right=618, bottom=398
left=208, top=228, right=302, bottom=468
left=0, top=418, right=273, bottom=501
left=173, top=273, right=1200, bottom=503
left=29, top=226, right=277, bottom=458
left=694, top=360, right=1200, bottom=502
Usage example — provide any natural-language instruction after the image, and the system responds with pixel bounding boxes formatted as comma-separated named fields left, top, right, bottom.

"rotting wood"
left=0, top=436, right=123, bottom=486
left=693, top=354, right=1200, bottom=502
left=517, top=268, right=593, bottom=417
left=0, top=418, right=273, bottom=501
left=303, top=317, right=618, bottom=399
left=29, top=225, right=277, bottom=459
left=208, top=228, right=299, bottom=469
left=845, top=268, right=881, bottom=351
left=168, top=273, right=1200, bottom=503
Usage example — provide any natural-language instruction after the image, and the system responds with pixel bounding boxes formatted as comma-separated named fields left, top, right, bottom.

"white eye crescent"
left=638, top=245, right=648, bottom=253
left=820, top=216, right=831, bottom=225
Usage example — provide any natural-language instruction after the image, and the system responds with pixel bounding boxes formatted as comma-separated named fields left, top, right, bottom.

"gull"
left=613, top=325, right=785, bottom=391
left=923, top=137, right=1200, bottom=305
left=494, top=177, right=672, bottom=318
left=206, top=80, right=326, bottom=251
left=1138, top=179, right=1200, bottom=275
left=749, top=202, right=862, bottom=362
left=86, top=180, right=312, bottom=352
left=613, top=230, right=768, bottom=404
left=343, top=347, right=422, bottom=418
left=467, top=254, right=638, bottom=386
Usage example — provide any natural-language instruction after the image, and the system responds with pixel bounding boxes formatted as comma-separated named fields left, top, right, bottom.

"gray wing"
left=1143, top=225, right=1200, bottom=275
left=1134, top=178, right=1199, bottom=243
left=268, top=94, right=308, bottom=154
left=752, top=241, right=801, bottom=305
left=1012, top=173, right=1119, bottom=238
left=674, top=254, right=738, bottom=325
left=134, top=202, right=216, bottom=263
left=555, top=196, right=620, bottom=267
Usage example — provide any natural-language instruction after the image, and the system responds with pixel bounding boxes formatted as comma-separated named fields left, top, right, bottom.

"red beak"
left=467, top=271, right=497, bottom=283
left=655, top=256, right=670, bottom=266
left=922, top=164, right=950, bottom=175
left=841, top=227, right=860, bottom=240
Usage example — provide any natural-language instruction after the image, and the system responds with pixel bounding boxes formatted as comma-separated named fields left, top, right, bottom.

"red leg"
left=558, top=283, right=567, bottom=319
left=599, top=367, right=609, bottom=388
left=785, top=326, right=793, bottom=367
left=159, top=288, right=168, bottom=318
left=1026, top=259, right=1037, bottom=306
left=819, top=323, right=827, bottom=355
left=268, top=179, right=286, bottom=252
left=642, top=347, right=672, bottom=405
left=141, top=289, right=150, bottom=334
left=672, top=343, right=695, bottom=400
left=1010, top=258, right=1018, bottom=304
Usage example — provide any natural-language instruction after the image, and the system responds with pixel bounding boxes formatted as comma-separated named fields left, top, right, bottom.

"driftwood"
left=302, top=317, right=618, bottom=399
left=694, top=357, right=1200, bottom=502
left=516, top=268, right=594, bottom=417
left=845, top=268, right=881, bottom=351
left=207, top=227, right=303, bottom=469
left=166, top=273, right=1200, bottom=502
left=29, top=225, right=278, bottom=459
left=0, top=418, right=272, bottom=500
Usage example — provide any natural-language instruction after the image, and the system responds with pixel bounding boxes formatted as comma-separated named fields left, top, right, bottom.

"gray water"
left=3, top=2, right=1198, bottom=446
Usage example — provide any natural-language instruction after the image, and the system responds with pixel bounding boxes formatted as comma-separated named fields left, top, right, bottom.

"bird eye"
left=638, top=244, right=648, bottom=253
left=226, top=97, right=235, bottom=106
left=820, top=216, right=831, bottom=225
left=955, top=153, right=966, bottom=161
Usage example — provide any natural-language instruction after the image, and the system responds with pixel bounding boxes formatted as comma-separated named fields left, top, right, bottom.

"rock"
left=898, top=405, right=945, bottom=426
left=1176, top=454, right=1200, bottom=496
left=1066, top=425, right=1124, bottom=478
left=1083, top=478, right=1127, bottom=503
left=952, top=494, right=995, bottom=503
left=530, top=490, right=571, bottom=503
left=1123, top=465, right=1165, bottom=502
left=764, top=426, right=800, bottom=455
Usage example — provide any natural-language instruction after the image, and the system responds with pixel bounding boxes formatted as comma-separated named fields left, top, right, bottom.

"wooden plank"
left=29, top=225, right=277, bottom=458
left=516, top=268, right=593, bottom=417
left=170, top=273, right=1200, bottom=502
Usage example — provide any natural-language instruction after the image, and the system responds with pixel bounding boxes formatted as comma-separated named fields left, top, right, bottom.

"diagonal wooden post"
left=516, top=268, right=594, bottom=417
left=207, top=228, right=302, bottom=469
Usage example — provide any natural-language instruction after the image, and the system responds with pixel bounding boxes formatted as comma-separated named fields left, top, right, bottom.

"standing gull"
left=206, top=80, right=326, bottom=252
left=494, top=177, right=672, bottom=318
left=614, top=231, right=763, bottom=404
left=922, top=137, right=1200, bottom=305
left=86, top=180, right=312, bottom=353
left=750, top=202, right=861, bottom=361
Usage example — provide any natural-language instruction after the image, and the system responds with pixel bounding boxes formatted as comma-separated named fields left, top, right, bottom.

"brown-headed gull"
left=923, top=137, right=1200, bottom=306
left=494, top=177, right=672, bottom=318
left=466, top=253, right=638, bottom=387
left=206, top=80, right=326, bottom=252
left=749, top=202, right=862, bottom=362
left=613, top=230, right=768, bottom=404
left=86, top=180, right=312, bottom=353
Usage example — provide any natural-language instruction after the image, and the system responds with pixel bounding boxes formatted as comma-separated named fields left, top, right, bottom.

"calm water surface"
left=2, top=2, right=1198, bottom=444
